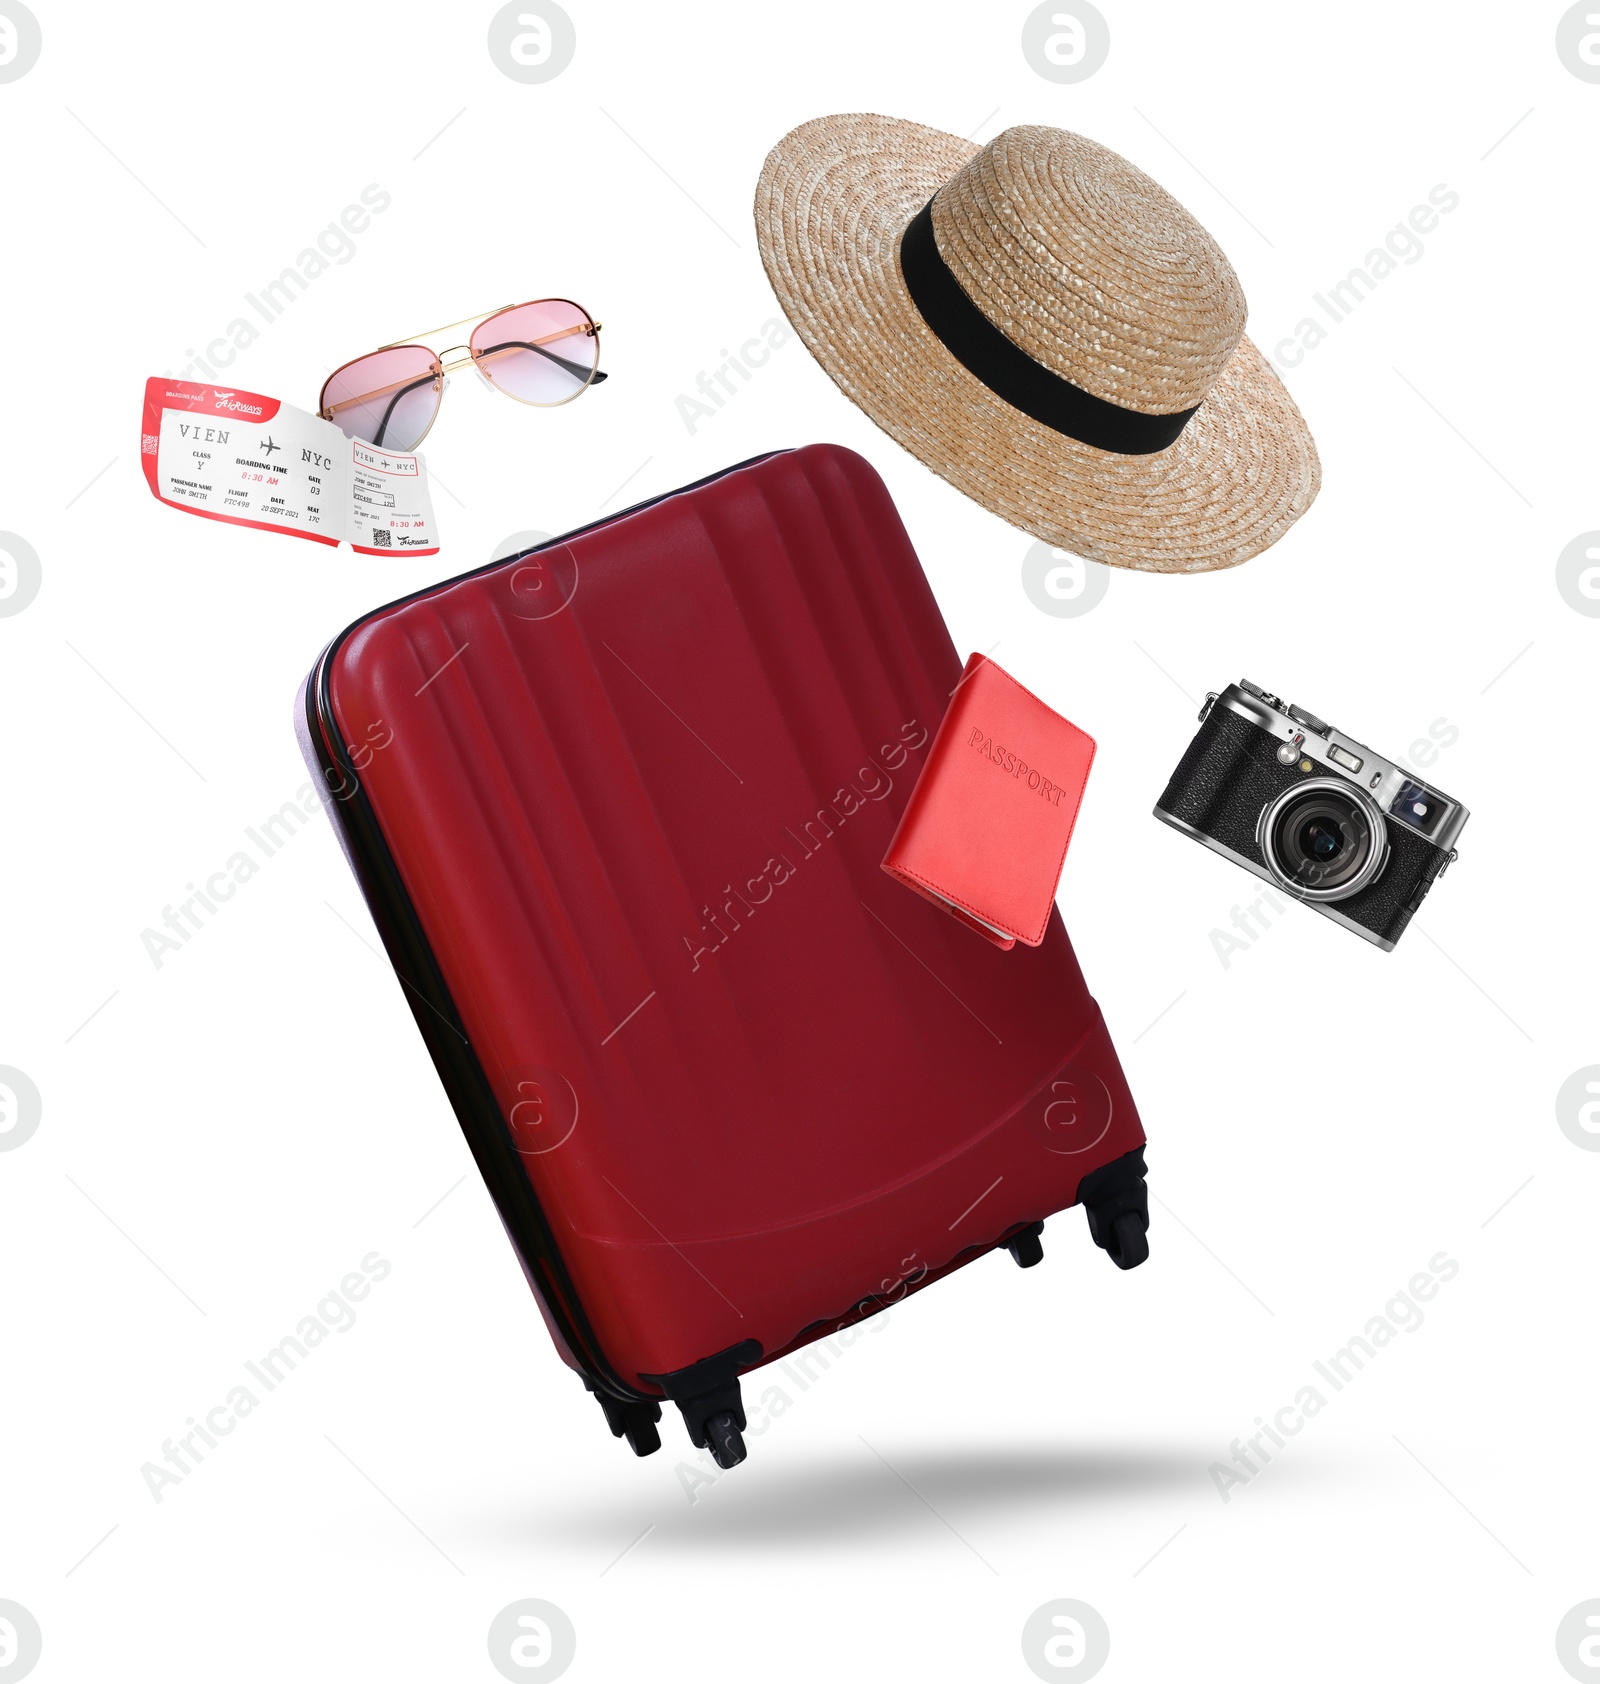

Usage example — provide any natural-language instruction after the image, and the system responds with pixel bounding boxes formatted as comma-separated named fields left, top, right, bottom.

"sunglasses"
left=318, top=298, right=607, bottom=453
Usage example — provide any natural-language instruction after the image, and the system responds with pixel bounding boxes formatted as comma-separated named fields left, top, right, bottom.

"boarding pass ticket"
left=141, top=377, right=439, bottom=555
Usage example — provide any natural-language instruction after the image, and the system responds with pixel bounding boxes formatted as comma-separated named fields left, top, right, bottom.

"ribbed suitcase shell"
left=300, top=445, right=1145, bottom=1416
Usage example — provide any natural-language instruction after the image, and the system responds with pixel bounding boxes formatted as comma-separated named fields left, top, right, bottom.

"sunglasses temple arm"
left=477, top=340, right=608, bottom=384
left=370, top=373, right=441, bottom=449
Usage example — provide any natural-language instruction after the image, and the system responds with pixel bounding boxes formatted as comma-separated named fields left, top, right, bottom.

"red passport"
left=882, top=654, right=1095, bottom=949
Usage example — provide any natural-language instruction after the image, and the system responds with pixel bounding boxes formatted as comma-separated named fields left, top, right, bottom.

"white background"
left=2, top=2, right=1596, bottom=1679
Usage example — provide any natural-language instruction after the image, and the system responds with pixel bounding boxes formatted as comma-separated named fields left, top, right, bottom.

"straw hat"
left=754, top=115, right=1320, bottom=573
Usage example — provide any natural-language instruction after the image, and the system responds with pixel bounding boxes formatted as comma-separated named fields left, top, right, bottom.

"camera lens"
left=1273, top=796, right=1368, bottom=891
left=1298, top=817, right=1344, bottom=862
left=1258, top=780, right=1388, bottom=901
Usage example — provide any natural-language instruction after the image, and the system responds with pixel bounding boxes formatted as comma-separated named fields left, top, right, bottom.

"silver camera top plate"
left=1205, top=680, right=1469, bottom=857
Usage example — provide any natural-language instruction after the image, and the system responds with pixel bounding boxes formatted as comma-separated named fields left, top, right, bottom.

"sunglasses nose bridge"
left=438, top=343, right=478, bottom=372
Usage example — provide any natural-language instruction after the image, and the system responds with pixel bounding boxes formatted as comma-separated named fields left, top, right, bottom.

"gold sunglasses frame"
left=317, top=298, right=605, bottom=452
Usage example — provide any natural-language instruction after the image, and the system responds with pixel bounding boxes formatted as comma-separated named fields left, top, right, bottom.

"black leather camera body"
left=1154, top=681, right=1468, bottom=951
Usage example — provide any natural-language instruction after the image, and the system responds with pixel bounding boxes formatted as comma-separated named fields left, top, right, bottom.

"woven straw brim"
left=755, top=114, right=1321, bottom=573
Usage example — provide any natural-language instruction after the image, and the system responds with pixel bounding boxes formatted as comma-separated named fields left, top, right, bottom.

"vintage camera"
left=1153, top=680, right=1467, bottom=950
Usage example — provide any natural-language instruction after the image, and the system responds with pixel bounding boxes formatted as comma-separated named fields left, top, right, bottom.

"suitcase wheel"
left=639, top=1339, right=763, bottom=1470
left=623, top=1413, right=662, bottom=1457
left=1104, top=1210, right=1149, bottom=1270
left=1005, top=1221, right=1045, bottom=1269
left=704, top=1410, right=747, bottom=1470
left=1078, top=1147, right=1151, bottom=1271
left=587, top=1384, right=664, bottom=1458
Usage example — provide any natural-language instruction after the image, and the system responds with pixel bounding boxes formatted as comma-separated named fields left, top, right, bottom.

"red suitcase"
left=297, top=444, right=1149, bottom=1467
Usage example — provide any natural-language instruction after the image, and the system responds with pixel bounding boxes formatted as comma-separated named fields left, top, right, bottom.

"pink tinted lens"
left=471, top=300, right=596, bottom=404
left=320, top=346, right=440, bottom=450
